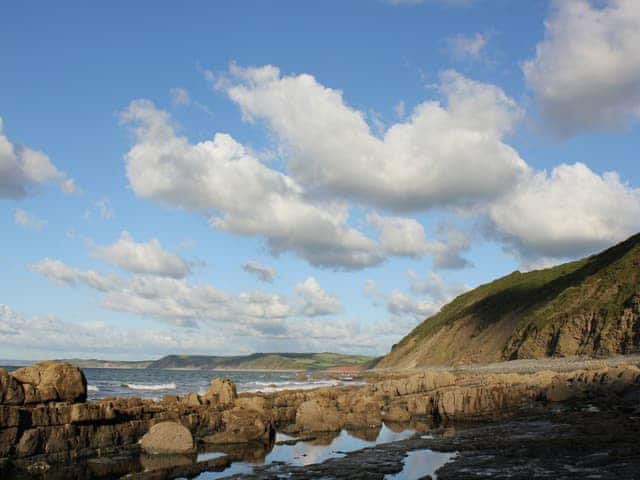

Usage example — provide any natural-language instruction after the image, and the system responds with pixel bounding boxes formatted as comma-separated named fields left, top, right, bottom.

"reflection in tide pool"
left=196, top=423, right=433, bottom=479
left=385, top=449, right=457, bottom=480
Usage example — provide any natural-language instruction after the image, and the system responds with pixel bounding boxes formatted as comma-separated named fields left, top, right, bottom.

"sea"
left=1, top=366, right=351, bottom=400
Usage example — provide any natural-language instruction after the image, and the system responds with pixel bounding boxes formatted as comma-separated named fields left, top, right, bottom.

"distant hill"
left=61, top=359, right=153, bottom=369
left=378, top=233, right=640, bottom=369
left=147, top=352, right=373, bottom=371
left=61, top=353, right=373, bottom=371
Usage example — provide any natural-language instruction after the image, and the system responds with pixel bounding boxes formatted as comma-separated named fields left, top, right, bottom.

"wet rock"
left=202, top=407, right=274, bottom=444
left=140, top=421, right=195, bottom=455
left=204, top=378, right=237, bottom=406
left=11, top=361, right=87, bottom=404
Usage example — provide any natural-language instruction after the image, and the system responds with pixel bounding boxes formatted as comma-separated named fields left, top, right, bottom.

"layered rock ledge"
left=1, top=359, right=640, bottom=478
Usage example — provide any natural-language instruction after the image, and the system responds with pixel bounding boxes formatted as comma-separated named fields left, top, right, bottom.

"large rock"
left=295, top=399, right=342, bottom=432
left=202, top=407, right=273, bottom=444
left=140, top=421, right=195, bottom=455
left=11, top=361, right=87, bottom=404
left=204, top=378, right=237, bottom=406
left=0, top=368, right=25, bottom=405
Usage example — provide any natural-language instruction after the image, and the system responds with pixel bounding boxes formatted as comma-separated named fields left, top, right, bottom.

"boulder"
left=0, top=368, right=25, bottom=405
left=202, top=407, right=273, bottom=444
left=182, top=392, right=203, bottom=407
left=295, top=399, right=342, bottom=432
left=11, top=361, right=87, bottom=404
left=140, top=421, right=195, bottom=455
left=204, top=378, right=237, bottom=406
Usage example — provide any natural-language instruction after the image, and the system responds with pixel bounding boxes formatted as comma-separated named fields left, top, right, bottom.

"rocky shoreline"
left=2, top=357, right=640, bottom=479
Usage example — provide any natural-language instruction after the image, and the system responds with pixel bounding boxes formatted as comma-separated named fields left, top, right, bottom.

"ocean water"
left=2, top=366, right=352, bottom=400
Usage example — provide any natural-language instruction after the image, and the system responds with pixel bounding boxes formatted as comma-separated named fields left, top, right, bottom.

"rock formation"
left=204, top=378, right=237, bottom=407
left=140, top=421, right=195, bottom=455
left=1, top=360, right=639, bottom=477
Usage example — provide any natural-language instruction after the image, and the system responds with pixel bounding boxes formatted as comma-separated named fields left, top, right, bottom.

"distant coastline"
left=9, top=352, right=375, bottom=372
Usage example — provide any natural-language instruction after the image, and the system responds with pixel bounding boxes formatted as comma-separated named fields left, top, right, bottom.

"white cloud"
left=14, top=208, right=46, bottom=231
left=488, top=162, right=640, bottom=260
left=445, top=32, right=488, bottom=61
left=101, top=275, right=292, bottom=330
left=387, top=289, right=439, bottom=319
left=407, top=269, right=468, bottom=303
left=394, top=100, right=406, bottom=119
left=223, top=65, right=526, bottom=211
left=93, top=231, right=191, bottom=279
left=242, top=261, right=277, bottom=283
left=0, top=304, right=233, bottom=358
left=366, top=273, right=467, bottom=321
left=524, top=0, right=640, bottom=137
left=0, top=117, right=74, bottom=198
left=294, top=276, right=342, bottom=316
left=367, top=212, right=471, bottom=269
left=32, top=258, right=122, bottom=292
left=34, top=259, right=341, bottom=332
left=0, top=304, right=398, bottom=358
left=121, top=99, right=382, bottom=269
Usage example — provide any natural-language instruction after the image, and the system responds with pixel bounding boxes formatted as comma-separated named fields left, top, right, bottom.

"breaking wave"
left=121, top=382, right=177, bottom=391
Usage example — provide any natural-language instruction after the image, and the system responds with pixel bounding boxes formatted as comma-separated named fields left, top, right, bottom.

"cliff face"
left=378, top=233, right=640, bottom=369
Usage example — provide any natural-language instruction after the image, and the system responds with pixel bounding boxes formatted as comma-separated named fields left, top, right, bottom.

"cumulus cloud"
left=223, top=65, right=526, bottom=211
left=0, top=303, right=237, bottom=358
left=101, top=276, right=290, bottom=330
left=524, top=0, right=640, bottom=137
left=242, top=261, right=277, bottom=283
left=34, top=259, right=342, bottom=331
left=32, top=258, right=122, bottom=292
left=366, top=272, right=467, bottom=321
left=0, top=304, right=397, bottom=357
left=121, top=99, right=382, bottom=269
left=294, top=276, right=342, bottom=316
left=0, top=117, right=74, bottom=198
left=407, top=270, right=468, bottom=303
left=365, top=279, right=439, bottom=320
left=488, top=162, right=640, bottom=260
left=14, top=208, right=46, bottom=231
left=367, top=212, right=471, bottom=269
left=93, top=231, right=191, bottom=279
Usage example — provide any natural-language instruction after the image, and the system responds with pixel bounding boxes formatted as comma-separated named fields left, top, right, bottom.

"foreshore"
left=1, top=356, right=640, bottom=479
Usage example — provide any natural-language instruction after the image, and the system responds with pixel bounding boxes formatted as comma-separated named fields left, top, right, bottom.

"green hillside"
left=147, top=352, right=373, bottom=371
left=378, top=233, right=640, bottom=368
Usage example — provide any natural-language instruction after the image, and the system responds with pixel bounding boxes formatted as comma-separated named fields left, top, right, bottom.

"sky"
left=1, top=0, right=640, bottom=360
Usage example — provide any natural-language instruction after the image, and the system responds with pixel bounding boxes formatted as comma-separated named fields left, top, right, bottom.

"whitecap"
left=122, top=382, right=177, bottom=391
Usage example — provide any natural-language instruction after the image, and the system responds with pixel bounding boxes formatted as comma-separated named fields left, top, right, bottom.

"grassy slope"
left=147, top=352, right=373, bottom=370
left=378, top=233, right=640, bottom=368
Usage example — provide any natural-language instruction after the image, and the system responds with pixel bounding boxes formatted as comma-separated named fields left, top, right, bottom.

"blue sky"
left=2, top=0, right=639, bottom=360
